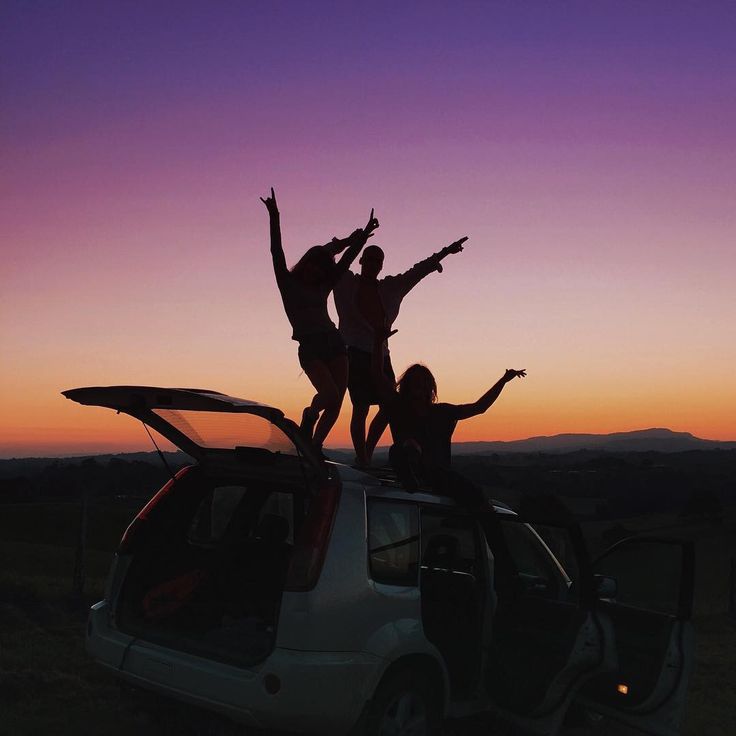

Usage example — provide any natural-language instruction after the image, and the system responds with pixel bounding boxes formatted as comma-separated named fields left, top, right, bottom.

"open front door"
left=577, top=537, right=695, bottom=736
left=480, top=513, right=612, bottom=735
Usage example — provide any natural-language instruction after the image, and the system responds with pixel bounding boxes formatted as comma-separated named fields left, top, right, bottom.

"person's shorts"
left=297, top=330, right=347, bottom=370
left=347, top=347, right=395, bottom=406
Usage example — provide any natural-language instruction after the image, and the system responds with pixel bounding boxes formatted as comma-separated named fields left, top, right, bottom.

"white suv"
left=64, top=386, right=695, bottom=736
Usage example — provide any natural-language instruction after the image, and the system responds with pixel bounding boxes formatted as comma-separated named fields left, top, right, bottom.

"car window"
left=188, top=486, right=295, bottom=545
left=496, top=519, right=568, bottom=600
left=188, top=485, right=248, bottom=543
left=368, top=501, right=419, bottom=586
left=153, top=409, right=298, bottom=454
left=421, top=513, right=482, bottom=580
left=258, top=492, right=295, bottom=544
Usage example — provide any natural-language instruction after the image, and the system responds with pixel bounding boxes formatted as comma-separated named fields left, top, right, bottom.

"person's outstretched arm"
left=321, top=227, right=368, bottom=262
left=450, top=369, right=526, bottom=420
left=323, top=233, right=357, bottom=258
left=261, top=188, right=288, bottom=282
left=323, top=225, right=369, bottom=260
left=332, top=209, right=380, bottom=281
left=396, top=236, right=468, bottom=295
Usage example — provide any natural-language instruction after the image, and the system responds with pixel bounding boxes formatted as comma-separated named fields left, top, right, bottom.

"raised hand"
left=364, top=208, right=379, bottom=238
left=445, top=236, right=468, bottom=255
left=260, top=187, right=279, bottom=216
left=503, top=369, right=527, bottom=382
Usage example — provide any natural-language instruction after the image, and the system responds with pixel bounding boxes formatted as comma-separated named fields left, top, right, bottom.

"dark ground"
left=1, top=450, right=735, bottom=735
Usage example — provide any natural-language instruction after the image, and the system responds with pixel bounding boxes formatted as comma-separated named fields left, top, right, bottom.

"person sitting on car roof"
left=371, top=327, right=526, bottom=505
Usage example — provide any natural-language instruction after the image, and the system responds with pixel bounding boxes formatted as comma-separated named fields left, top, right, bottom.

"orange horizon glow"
left=1, top=381, right=734, bottom=459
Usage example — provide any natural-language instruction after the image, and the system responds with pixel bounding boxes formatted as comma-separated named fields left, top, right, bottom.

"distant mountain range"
left=330, top=428, right=736, bottom=461
left=448, top=428, right=736, bottom=455
left=1, top=429, right=734, bottom=469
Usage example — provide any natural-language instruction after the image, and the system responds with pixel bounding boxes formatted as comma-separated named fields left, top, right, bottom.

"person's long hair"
left=290, top=246, right=336, bottom=285
left=396, top=364, right=437, bottom=405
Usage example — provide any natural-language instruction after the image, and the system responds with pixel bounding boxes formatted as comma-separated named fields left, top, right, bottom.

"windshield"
left=152, top=409, right=297, bottom=454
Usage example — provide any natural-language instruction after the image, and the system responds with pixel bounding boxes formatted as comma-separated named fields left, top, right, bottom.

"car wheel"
left=365, top=668, right=442, bottom=736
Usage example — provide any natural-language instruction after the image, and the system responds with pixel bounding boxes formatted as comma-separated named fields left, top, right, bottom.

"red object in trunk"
left=142, top=568, right=209, bottom=621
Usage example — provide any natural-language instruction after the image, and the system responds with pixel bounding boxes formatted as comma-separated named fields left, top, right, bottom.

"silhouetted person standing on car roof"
left=334, top=236, right=468, bottom=467
left=371, top=328, right=526, bottom=506
left=261, top=187, right=379, bottom=452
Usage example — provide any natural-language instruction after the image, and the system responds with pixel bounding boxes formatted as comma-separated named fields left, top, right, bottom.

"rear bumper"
left=87, top=600, right=380, bottom=735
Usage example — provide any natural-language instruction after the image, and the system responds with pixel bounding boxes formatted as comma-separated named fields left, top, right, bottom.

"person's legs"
left=389, top=442, right=422, bottom=491
left=350, top=402, right=370, bottom=466
left=301, top=359, right=341, bottom=441
left=366, top=353, right=394, bottom=461
left=346, top=347, right=377, bottom=464
left=365, top=408, right=389, bottom=463
left=432, top=468, right=486, bottom=510
left=312, top=354, right=348, bottom=449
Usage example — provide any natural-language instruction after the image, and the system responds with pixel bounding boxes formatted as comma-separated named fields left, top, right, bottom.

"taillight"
left=284, top=480, right=341, bottom=592
left=117, top=517, right=149, bottom=555
left=118, top=466, right=194, bottom=554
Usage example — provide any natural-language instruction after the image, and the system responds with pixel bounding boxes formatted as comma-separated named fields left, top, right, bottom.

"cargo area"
left=114, top=465, right=305, bottom=667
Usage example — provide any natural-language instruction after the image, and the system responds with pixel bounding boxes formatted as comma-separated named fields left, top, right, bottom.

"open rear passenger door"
left=576, top=537, right=696, bottom=736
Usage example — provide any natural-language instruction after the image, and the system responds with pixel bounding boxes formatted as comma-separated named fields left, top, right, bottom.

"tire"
left=364, top=668, right=442, bottom=736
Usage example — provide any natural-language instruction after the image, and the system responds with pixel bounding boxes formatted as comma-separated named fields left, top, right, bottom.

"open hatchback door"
left=62, top=385, right=326, bottom=484
left=66, top=386, right=337, bottom=672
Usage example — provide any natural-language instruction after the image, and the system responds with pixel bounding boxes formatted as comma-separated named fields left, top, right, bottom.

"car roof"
left=333, top=462, right=516, bottom=515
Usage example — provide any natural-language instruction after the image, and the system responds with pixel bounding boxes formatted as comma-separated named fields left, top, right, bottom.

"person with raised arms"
left=333, top=236, right=468, bottom=467
left=261, top=187, right=379, bottom=452
left=371, top=326, right=526, bottom=506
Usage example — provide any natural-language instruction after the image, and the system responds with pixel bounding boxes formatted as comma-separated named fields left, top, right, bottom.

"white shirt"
left=333, top=253, right=444, bottom=354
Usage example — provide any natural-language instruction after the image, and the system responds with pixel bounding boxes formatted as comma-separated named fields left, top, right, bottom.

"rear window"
left=153, top=409, right=297, bottom=454
left=368, top=501, right=419, bottom=586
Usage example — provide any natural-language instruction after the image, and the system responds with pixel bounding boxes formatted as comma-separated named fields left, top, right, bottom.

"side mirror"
left=594, top=574, right=618, bottom=599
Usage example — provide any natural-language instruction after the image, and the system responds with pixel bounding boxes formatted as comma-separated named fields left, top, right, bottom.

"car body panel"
left=88, top=589, right=379, bottom=736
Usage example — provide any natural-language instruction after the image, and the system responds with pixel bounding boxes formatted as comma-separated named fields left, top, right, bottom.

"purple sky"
left=2, top=1, right=735, bottom=455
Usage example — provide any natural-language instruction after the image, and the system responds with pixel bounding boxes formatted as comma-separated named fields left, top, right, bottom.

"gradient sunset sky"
left=2, top=1, right=735, bottom=457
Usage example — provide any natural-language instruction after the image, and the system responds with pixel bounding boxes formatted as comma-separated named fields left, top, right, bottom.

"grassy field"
left=1, top=500, right=734, bottom=735
left=0, top=502, right=153, bottom=736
